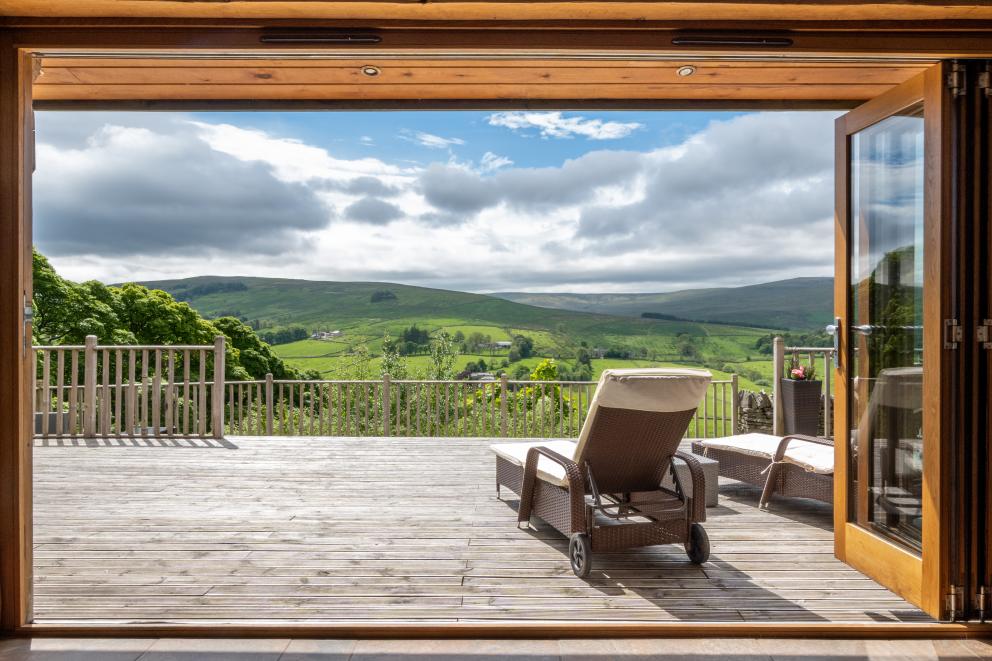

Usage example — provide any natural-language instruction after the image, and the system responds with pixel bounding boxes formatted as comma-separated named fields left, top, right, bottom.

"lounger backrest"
left=572, top=368, right=711, bottom=493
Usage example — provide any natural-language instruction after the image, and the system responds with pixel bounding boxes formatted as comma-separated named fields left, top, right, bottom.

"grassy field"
left=273, top=347, right=775, bottom=393
left=141, top=275, right=784, bottom=388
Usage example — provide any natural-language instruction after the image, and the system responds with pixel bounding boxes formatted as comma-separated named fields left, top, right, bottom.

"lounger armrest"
left=525, top=446, right=579, bottom=475
left=774, top=434, right=833, bottom=461
left=518, top=446, right=588, bottom=533
left=674, top=451, right=706, bottom=523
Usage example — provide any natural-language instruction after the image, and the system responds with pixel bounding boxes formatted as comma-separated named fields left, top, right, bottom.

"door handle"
left=825, top=317, right=841, bottom=368
left=851, top=324, right=874, bottom=336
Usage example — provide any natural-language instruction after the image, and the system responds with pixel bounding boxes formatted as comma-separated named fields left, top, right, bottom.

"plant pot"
left=780, top=378, right=822, bottom=436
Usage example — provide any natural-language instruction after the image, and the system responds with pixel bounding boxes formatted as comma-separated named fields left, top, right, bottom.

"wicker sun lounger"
left=691, top=433, right=834, bottom=509
left=490, top=368, right=712, bottom=577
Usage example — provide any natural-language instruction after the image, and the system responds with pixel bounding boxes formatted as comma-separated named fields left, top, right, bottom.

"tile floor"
left=0, top=637, right=990, bottom=660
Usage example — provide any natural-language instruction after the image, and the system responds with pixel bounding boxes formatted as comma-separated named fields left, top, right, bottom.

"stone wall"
left=737, top=389, right=833, bottom=437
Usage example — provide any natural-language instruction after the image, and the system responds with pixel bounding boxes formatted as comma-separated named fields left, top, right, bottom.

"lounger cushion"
left=489, top=440, right=579, bottom=487
left=696, top=433, right=834, bottom=475
left=573, top=368, right=712, bottom=460
left=594, top=368, right=712, bottom=413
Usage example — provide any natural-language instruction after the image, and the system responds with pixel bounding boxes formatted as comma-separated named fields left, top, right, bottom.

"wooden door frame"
left=3, top=22, right=992, bottom=637
left=832, top=65, right=952, bottom=618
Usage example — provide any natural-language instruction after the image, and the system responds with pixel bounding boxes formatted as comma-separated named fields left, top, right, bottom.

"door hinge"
left=978, top=319, right=992, bottom=350
left=944, top=318, right=963, bottom=349
left=947, top=585, right=965, bottom=622
left=977, top=586, right=990, bottom=623
left=981, top=64, right=992, bottom=97
left=948, top=63, right=967, bottom=97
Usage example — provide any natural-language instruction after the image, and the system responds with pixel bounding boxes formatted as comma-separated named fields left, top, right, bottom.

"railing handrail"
left=34, top=343, right=216, bottom=351
left=785, top=346, right=835, bottom=353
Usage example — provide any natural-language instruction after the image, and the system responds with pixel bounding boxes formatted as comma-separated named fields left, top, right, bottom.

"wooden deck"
left=32, top=436, right=932, bottom=624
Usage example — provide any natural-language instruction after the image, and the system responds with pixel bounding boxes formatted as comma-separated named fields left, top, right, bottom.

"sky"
left=34, top=109, right=837, bottom=293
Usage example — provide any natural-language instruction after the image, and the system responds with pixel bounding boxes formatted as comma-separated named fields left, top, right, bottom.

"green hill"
left=137, top=276, right=778, bottom=380
left=494, top=277, right=832, bottom=330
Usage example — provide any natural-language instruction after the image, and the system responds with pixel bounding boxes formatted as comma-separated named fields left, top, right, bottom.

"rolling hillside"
left=138, top=276, right=778, bottom=376
left=494, top=277, right=832, bottom=330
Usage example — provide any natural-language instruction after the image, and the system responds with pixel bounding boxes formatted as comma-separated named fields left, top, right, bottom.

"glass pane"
left=849, top=104, right=925, bottom=553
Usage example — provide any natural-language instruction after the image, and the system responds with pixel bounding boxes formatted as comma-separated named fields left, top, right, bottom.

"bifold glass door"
left=834, top=63, right=952, bottom=619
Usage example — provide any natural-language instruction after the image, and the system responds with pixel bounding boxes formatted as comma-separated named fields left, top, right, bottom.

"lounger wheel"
left=568, top=533, right=592, bottom=578
left=685, top=523, right=710, bottom=564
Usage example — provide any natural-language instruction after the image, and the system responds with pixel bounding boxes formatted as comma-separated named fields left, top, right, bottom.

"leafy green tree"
left=32, top=249, right=131, bottom=345
left=213, top=316, right=311, bottom=380
left=350, top=345, right=374, bottom=380
left=379, top=332, right=408, bottom=379
left=530, top=358, right=559, bottom=381
left=32, top=247, right=309, bottom=382
left=424, top=330, right=458, bottom=380
left=511, top=334, right=534, bottom=359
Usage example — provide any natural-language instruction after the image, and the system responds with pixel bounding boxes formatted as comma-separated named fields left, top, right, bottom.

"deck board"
left=32, top=436, right=933, bottom=624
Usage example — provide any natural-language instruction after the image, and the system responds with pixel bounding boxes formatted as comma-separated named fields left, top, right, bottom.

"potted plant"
left=780, top=355, right=821, bottom=436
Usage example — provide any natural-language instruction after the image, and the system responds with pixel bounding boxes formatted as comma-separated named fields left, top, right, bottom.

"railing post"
left=772, top=336, right=784, bottom=436
left=82, top=335, right=97, bottom=437
left=382, top=374, right=391, bottom=437
left=211, top=335, right=225, bottom=439
left=264, top=373, right=274, bottom=435
left=499, top=374, right=509, bottom=438
left=823, top=352, right=832, bottom=438
left=731, top=373, right=740, bottom=434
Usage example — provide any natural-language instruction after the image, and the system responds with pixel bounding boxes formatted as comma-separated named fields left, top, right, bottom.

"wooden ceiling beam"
left=4, top=1, right=992, bottom=23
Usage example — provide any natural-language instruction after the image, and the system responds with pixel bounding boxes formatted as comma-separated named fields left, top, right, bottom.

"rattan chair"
left=490, top=368, right=712, bottom=578
left=691, top=433, right=834, bottom=509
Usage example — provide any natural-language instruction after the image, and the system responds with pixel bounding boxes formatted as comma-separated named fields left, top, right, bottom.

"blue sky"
left=33, top=109, right=835, bottom=292
left=191, top=110, right=743, bottom=169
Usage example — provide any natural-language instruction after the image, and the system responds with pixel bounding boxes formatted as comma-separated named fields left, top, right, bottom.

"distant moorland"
left=140, top=275, right=832, bottom=389
left=494, top=277, right=832, bottom=330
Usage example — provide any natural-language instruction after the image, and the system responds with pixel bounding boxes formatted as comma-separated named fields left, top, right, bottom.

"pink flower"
left=791, top=367, right=805, bottom=379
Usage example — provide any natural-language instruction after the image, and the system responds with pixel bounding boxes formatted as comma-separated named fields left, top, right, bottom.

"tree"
left=512, top=364, right=531, bottom=380
left=213, top=316, right=311, bottom=381
left=370, top=289, right=397, bottom=303
left=350, top=345, right=374, bottom=380
left=511, top=334, right=534, bottom=359
left=32, top=249, right=131, bottom=345
left=31, top=247, right=309, bottom=381
left=530, top=358, right=559, bottom=381
left=424, top=330, right=458, bottom=380
left=379, top=332, right=408, bottom=379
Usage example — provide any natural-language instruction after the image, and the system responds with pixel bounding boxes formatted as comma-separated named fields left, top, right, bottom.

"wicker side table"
left=662, top=453, right=720, bottom=507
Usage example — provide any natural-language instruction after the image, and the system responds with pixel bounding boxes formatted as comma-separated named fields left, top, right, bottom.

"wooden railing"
left=32, top=335, right=225, bottom=439
left=34, top=339, right=739, bottom=440
left=772, top=337, right=835, bottom=438
left=224, top=374, right=739, bottom=439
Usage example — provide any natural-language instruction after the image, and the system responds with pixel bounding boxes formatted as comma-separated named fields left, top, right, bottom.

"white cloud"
left=480, top=151, right=513, bottom=172
left=400, top=130, right=466, bottom=150
left=35, top=110, right=838, bottom=293
left=487, top=111, right=644, bottom=140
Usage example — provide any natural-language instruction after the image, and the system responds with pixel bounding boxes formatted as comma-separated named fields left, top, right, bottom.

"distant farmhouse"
left=311, top=330, right=343, bottom=341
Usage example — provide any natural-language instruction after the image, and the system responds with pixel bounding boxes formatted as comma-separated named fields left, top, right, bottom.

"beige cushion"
left=593, top=368, right=713, bottom=413
left=490, top=440, right=579, bottom=487
left=697, top=432, right=834, bottom=475
left=490, top=368, right=712, bottom=486
left=573, top=368, right=711, bottom=461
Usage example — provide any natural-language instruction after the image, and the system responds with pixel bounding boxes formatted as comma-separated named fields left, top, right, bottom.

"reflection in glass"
left=849, top=105, right=925, bottom=553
